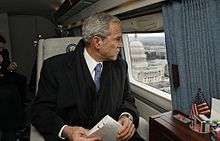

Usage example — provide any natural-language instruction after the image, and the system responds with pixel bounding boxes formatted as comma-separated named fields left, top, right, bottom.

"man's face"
left=98, top=22, right=123, bottom=61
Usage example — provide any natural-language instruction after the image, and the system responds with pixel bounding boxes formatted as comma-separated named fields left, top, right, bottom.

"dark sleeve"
left=118, top=62, right=139, bottom=128
left=20, top=75, right=35, bottom=127
left=28, top=59, right=37, bottom=94
left=17, top=75, right=28, bottom=126
left=31, top=61, right=66, bottom=139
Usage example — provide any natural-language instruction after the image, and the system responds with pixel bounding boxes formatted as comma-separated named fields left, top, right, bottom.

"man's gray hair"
left=82, top=13, right=120, bottom=44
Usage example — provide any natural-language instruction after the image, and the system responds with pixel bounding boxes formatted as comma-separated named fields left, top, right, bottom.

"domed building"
left=129, top=40, right=148, bottom=80
left=129, top=40, right=165, bottom=84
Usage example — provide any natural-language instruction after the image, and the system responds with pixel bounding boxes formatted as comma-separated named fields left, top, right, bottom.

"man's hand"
left=117, top=117, right=135, bottom=141
left=7, top=62, right=17, bottom=72
left=62, top=126, right=102, bottom=141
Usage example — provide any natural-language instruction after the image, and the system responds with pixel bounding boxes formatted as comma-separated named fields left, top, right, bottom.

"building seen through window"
left=126, top=33, right=170, bottom=94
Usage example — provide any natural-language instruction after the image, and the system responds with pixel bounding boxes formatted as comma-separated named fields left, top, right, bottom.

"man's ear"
left=91, top=36, right=103, bottom=49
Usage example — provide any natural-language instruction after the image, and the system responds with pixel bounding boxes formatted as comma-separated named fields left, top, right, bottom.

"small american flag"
left=190, top=88, right=210, bottom=118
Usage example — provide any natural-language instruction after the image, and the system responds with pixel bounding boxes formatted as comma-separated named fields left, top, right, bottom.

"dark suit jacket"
left=0, top=72, right=27, bottom=131
left=32, top=40, right=139, bottom=141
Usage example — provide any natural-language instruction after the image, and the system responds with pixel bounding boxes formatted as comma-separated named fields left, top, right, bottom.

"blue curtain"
left=162, top=0, right=220, bottom=114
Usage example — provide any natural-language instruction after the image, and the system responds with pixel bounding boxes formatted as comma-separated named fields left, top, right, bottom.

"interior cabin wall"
left=68, top=26, right=82, bottom=36
left=8, top=15, right=57, bottom=82
left=0, top=13, right=11, bottom=55
left=135, top=98, right=160, bottom=121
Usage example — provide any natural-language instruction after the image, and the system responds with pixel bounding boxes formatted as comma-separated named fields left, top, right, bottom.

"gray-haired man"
left=32, top=13, right=144, bottom=141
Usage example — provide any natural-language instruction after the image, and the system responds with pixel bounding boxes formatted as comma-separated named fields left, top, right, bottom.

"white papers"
left=210, top=98, right=220, bottom=120
left=87, top=115, right=122, bottom=141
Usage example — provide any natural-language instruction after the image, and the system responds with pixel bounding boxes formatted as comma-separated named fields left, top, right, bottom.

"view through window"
left=126, top=33, right=170, bottom=94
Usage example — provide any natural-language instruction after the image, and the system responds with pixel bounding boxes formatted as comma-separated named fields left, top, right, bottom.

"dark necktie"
left=94, top=63, right=102, bottom=93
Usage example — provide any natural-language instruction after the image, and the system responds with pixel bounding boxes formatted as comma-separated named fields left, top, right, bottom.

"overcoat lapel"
left=66, top=43, right=96, bottom=121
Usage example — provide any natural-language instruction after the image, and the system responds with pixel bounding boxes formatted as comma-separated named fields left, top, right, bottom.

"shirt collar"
left=84, top=48, right=102, bottom=74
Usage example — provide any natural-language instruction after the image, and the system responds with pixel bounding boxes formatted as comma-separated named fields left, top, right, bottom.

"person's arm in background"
left=12, top=62, right=32, bottom=130
left=17, top=73, right=32, bottom=139
left=17, top=74, right=27, bottom=126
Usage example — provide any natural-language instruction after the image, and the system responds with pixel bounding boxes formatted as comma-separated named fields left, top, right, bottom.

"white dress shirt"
left=84, top=48, right=103, bottom=80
